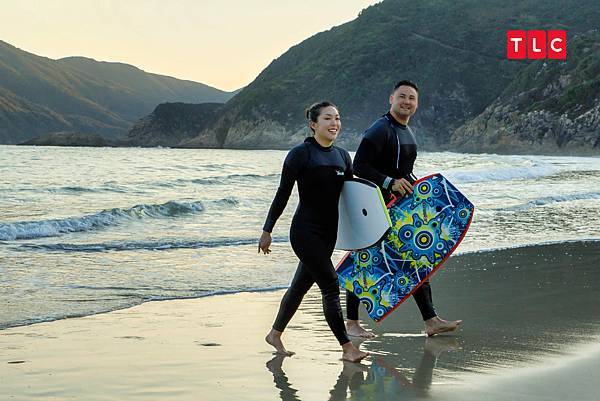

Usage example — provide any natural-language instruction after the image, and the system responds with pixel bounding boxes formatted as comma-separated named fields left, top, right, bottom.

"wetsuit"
left=346, top=112, right=437, bottom=321
left=263, top=136, right=352, bottom=345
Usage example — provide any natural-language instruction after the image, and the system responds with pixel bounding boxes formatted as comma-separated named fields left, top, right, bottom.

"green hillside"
left=452, top=30, right=600, bottom=154
left=0, top=41, right=234, bottom=144
left=182, top=0, right=598, bottom=150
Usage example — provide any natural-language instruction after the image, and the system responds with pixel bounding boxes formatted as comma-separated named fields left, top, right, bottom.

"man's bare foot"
left=346, top=320, right=376, bottom=338
left=341, top=342, right=369, bottom=362
left=424, top=316, right=462, bottom=337
left=265, top=329, right=295, bottom=356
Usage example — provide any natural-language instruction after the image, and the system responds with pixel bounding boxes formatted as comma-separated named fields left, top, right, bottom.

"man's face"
left=389, top=85, right=419, bottom=120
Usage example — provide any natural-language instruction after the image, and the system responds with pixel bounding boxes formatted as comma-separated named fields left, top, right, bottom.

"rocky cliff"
left=451, top=31, right=600, bottom=155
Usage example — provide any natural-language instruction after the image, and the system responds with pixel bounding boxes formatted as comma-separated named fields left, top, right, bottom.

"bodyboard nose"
left=335, top=178, right=392, bottom=250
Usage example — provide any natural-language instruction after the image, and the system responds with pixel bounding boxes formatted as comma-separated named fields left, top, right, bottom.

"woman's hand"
left=258, top=231, right=272, bottom=254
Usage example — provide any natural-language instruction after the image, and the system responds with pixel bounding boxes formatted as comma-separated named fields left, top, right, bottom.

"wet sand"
left=1, top=241, right=599, bottom=400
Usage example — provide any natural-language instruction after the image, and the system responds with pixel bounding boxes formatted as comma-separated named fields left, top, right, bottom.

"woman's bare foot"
left=340, top=360, right=369, bottom=378
left=266, top=353, right=288, bottom=374
left=341, top=342, right=369, bottom=362
left=265, top=329, right=295, bottom=356
left=346, top=320, right=376, bottom=338
left=424, top=316, right=462, bottom=337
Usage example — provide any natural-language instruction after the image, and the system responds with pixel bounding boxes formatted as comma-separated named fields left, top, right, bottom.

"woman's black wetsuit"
left=263, top=136, right=352, bottom=345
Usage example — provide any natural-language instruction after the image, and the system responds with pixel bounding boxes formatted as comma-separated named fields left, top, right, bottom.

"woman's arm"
left=262, top=163, right=298, bottom=233
left=259, top=146, right=306, bottom=254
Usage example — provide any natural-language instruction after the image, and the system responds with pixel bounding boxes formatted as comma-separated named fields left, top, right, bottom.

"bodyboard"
left=335, top=173, right=474, bottom=322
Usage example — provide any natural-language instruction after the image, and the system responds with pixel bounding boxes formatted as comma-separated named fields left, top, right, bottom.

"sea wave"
left=186, top=174, right=279, bottom=185
left=50, top=185, right=132, bottom=194
left=18, top=236, right=288, bottom=252
left=545, top=170, right=600, bottom=181
left=0, top=199, right=234, bottom=241
left=443, top=163, right=558, bottom=184
left=183, top=173, right=280, bottom=185
left=140, top=173, right=279, bottom=188
left=501, top=192, right=600, bottom=211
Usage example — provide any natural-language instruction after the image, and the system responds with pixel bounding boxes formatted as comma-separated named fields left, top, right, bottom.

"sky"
left=0, top=0, right=380, bottom=92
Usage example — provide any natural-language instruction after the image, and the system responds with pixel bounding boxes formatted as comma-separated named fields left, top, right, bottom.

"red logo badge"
left=507, top=30, right=566, bottom=60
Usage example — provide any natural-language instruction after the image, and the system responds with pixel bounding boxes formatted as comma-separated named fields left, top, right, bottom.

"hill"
left=0, top=41, right=234, bottom=144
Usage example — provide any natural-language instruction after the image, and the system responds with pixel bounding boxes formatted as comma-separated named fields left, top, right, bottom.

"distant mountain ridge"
left=0, top=41, right=235, bottom=144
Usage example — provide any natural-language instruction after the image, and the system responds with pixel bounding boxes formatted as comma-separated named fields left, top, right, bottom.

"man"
left=345, top=80, right=461, bottom=337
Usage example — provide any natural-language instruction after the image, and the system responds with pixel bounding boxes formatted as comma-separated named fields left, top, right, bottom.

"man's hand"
left=258, top=231, right=272, bottom=254
left=391, top=178, right=413, bottom=197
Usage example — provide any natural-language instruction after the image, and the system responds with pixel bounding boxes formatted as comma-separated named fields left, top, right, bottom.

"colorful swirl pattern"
left=336, top=173, right=474, bottom=322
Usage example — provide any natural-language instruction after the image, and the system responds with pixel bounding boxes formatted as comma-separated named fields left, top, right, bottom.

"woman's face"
left=310, top=106, right=341, bottom=143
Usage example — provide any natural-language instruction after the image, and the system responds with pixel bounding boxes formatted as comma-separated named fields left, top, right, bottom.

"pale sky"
left=0, top=0, right=380, bottom=91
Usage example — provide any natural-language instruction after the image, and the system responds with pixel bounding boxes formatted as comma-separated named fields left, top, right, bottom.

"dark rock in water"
left=19, top=131, right=115, bottom=147
left=126, top=102, right=223, bottom=147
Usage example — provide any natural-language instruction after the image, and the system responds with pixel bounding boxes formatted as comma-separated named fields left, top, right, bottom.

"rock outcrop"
left=451, top=31, right=600, bottom=155
left=126, top=103, right=223, bottom=147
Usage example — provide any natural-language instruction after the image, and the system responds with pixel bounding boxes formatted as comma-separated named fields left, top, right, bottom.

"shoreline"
left=1, top=240, right=599, bottom=400
left=4, top=143, right=600, bottom=157
left=1, top=239, right=599, bottom=331
left=2, top=239, right=599, bottom=332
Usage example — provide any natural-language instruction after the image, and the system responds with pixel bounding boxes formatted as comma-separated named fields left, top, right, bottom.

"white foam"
left=442, top=164, right=558, bottom=184
left=503, top=192, right=600, bottom=211
left=0, top=200, right=206, bottom=241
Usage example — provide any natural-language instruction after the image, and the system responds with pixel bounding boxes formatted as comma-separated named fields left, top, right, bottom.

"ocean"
left=1, top=145, right=599, bottom=330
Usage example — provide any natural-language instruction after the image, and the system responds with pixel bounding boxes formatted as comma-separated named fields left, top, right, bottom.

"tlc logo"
left=507, top=30, right=566, bottom=60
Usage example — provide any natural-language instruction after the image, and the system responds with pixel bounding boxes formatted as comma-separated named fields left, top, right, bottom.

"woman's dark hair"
left=392, top=80, right=419, bottom=94
left=305, top=101, right=338, bottom=133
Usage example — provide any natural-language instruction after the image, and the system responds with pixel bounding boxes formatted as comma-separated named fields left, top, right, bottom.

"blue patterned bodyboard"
left=335, top=173, right=474, bottom=322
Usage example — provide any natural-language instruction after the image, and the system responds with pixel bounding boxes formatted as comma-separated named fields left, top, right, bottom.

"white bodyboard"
left=335, top=178, right=392, bottom=250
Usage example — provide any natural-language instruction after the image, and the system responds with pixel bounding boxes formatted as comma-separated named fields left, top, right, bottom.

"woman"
left=259, top=101, right=368, bottom=362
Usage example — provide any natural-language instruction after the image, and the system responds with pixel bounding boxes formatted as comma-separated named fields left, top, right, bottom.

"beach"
left=2, top=240, right=599, bottom=401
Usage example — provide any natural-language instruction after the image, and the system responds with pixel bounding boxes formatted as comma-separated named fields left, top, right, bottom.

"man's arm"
left=353, top=121, right=395, bottom=191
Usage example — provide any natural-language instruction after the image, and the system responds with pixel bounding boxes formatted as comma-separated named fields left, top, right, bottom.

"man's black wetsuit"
left=346, top=112, right=437, bottom=321
left=263, top=136, right=352, bottom=345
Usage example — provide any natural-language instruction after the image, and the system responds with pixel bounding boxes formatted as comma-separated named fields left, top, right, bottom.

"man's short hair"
left=392, top=80, right=419, bottom=94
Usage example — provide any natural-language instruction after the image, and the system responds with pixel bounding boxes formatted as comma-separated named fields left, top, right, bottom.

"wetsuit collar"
left=385, top=112, right=408, bottom=129
left=305, top=136, right=333, bottom=152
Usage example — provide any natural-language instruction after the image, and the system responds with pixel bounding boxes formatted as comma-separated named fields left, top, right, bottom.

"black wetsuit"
left=347, top=112, right=437, bottom=321
left=263, top=136, right=352, bottom=345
